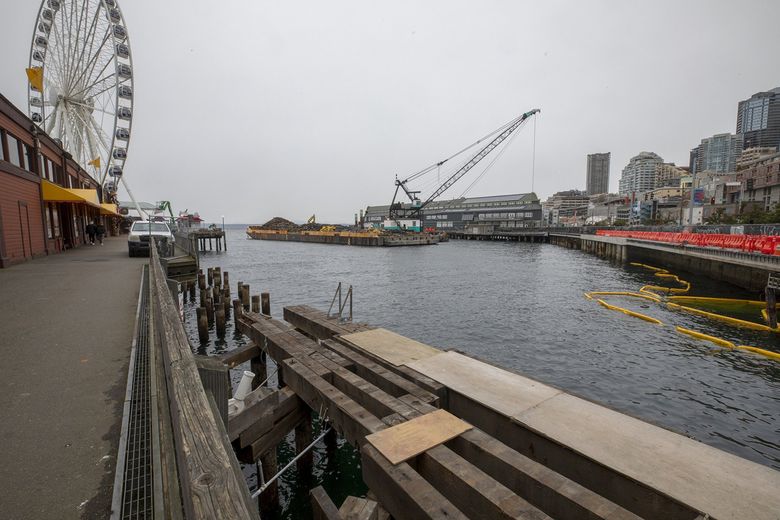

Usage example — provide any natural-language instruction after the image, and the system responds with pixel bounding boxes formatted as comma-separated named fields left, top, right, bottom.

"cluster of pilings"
left=184, top=267, right=233, bottom=341
left=188, top=267, right=338, bottom=516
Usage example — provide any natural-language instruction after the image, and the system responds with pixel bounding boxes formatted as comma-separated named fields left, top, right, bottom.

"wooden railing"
left=149, top=242, right=257, bottom=519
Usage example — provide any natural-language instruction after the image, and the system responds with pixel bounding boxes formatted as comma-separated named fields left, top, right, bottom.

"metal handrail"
left=327, top=282, right=353, bottom=322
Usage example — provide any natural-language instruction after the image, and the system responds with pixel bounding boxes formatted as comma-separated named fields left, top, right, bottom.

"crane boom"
left=389, top=108, right=539, bottom=221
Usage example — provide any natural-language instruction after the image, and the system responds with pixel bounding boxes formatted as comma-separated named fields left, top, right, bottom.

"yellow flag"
left=26, top=67, right=43, bottom=92
left=88, top=157, right=101, bottom=168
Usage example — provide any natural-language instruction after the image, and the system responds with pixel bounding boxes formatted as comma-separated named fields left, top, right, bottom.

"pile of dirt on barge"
left=246, top=218, right=444, bottom=247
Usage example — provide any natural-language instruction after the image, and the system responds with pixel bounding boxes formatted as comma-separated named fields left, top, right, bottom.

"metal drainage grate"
left=112, top=266, right=154, bottom=519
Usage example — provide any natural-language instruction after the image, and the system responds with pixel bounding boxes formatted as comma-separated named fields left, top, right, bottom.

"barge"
left=246, top=226, right=443, bottom=246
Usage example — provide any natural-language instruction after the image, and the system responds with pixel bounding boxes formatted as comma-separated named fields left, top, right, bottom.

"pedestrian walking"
left=86, top=221, right=96, bottom=245
left=96, top=221, right=106, bottom=245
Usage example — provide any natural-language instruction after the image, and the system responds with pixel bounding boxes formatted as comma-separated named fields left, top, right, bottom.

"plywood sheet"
left=340, top=328, right=441, bottom=366
left=366, top=409, right=471, bottom=465
left=407, top=351, right=561, bottom=417
left=515, top=393, right=780, bottom=520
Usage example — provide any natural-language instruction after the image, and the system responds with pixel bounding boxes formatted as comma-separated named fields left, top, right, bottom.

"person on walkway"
left=86, top=221, right=96, bottom=245
left=96, top=221, right=106, bottom=246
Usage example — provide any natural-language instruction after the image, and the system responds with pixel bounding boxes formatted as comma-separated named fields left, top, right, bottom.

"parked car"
left=128, top=221, right=174, bottom=257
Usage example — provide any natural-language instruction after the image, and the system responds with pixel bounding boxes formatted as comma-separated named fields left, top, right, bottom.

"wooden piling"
left=189, top=281, right=196, bottom=299
left=261, top=292, right=270, bottom=316
left=295, top=410, right=314, bottom=474
left=241, top=284, right=250, bottom=311
left=215, top=306, right=226, bottom=337
left=223, top=272, right=230, bottom=296
left=251, top=295, right=260, bottom=314
left=205, top=296, right=215, bottom=325
left=181, top=282, right=188, bottom=303
left=259, top=449, right=279, bottom=515
left=198, top=273, right=206, bottom=291
left=200, top=288, right=208, bottom=307
left=207, top=267, right=214, bottom=286
left=223, top=296, right=231, bottom=320
left=196, top=307, right=209, bottom=342
left=233, top=298, right=243, bottom=326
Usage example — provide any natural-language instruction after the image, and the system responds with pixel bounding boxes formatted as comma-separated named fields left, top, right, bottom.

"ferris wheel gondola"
left=27, top=0, right=134, bottom=198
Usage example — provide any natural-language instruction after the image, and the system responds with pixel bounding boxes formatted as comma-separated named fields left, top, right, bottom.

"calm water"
left=183, top=227, right=780, bottom=518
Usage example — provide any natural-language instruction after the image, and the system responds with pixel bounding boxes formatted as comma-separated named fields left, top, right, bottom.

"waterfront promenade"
left=0, top=237, right=144, bottom=519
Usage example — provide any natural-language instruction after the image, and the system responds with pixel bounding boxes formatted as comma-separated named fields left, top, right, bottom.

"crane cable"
left=405, top=115, right=523, bottom=182
left=456, top=118, right=526, bottom=199
left=531, top=114, right=537, bottom=193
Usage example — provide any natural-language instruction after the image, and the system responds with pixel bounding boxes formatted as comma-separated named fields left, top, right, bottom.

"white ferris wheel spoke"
left=69, top=4, right=102, bottom=92
left=69, top=30, right=111, bottom=95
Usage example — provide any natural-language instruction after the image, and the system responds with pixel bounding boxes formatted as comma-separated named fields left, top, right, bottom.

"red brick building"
left=0, top=93, right=118, bottom=267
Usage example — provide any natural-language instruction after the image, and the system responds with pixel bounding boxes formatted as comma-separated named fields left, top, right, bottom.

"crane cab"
left=381, top=219, right=421, bottom=232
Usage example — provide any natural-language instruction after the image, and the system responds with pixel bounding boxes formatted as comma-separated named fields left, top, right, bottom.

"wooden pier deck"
left=231, top=304, right=780, bottom=520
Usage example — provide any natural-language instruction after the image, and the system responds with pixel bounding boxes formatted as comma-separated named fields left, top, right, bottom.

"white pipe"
left=234, top=370, right=255, bottom=401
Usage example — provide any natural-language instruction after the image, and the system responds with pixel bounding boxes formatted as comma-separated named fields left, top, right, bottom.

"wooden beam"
left=310, top=486, right=342, bottom=520
left=361, top=444, right=467, bottom=520
left=447, top=431, right=641, bottom=520
left=217, top=341, right=261, bottom=368
left=149, top=244, right=258, bottom=520
left=415, top=445, right=553, bottom=520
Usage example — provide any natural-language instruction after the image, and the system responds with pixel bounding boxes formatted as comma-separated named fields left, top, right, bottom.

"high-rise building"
left=618, top=151, right=663, bottom=196
left=586, top=152, right=610, bottom=195
left=736, top=87, right=780, bottom=151
left=655, top=162, right=687, bottom=188
left=690, top=133, right=743, bottom=174
left=736, top=146, right=777, bottom=170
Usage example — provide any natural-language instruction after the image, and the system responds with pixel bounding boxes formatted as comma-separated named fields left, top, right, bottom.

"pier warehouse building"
left=363, top=193, right=542, bottom=233
left=0, top=93, right=119, bottom=267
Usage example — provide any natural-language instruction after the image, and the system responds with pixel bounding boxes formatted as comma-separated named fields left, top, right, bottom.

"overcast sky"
left=2, top=0, right=779, bottom=223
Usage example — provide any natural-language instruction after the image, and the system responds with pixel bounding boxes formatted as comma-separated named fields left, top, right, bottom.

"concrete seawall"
left=551, top=234, right=780, bottom=292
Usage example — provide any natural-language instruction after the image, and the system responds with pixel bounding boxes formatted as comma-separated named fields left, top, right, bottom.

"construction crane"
left=388, top=109, right=540, bottom=227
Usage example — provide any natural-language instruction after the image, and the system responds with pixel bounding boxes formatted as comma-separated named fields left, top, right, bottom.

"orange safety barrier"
left=595, top=230, right=780, bottom=256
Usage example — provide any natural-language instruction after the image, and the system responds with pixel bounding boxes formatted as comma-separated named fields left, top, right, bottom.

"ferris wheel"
left=27, top=0, right=134, bottom=198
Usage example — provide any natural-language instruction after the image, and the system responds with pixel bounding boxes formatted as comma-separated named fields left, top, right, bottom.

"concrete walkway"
left=0, top=237, right=145, bottom=519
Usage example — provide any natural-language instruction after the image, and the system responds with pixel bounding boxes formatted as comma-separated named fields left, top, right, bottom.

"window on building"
left=44, top=204, right=53, bottom=239
left=6, top=133, right=22, bottom=167
left=51, top=206, right=61, bottom=237
left=0, top=131, right=5, bottom=162
left=24, top=144, right=36, bottom=174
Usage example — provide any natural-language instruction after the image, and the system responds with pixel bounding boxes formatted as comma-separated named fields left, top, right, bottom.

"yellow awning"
left=41, top=180, right=101, bottom=210
left=100, top=203, right=120, bottom=216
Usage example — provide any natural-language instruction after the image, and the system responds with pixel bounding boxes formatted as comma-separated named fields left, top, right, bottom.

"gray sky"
left=2, top=0, right=779, bottom=223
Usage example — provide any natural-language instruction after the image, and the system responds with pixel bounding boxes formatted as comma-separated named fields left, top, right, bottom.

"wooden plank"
left=340, top=328, right=441, bottom=366
left=365, top=410, right=471, bottom=465
left=416, top=445, right=553, bottom=520
left=195, top=356, right=230, bottom=427
left=239, top=404, right=307, bottom=461
left=281, top=358, right=387, bottom=446
left=330, top=336, right=445, bottom=397
left=310, top=486, right=342, bottom=520
left=149, top=245, right=258, bottom=520
left=321, top=339, right=439, bottom=406
left=236, top=387, right=301, bottom=447
left=361, top=444, right=468, bottom=520
left=407, top=351, right=561, bottom=417
left=226, top=385, right=275, bottom=441
left=447, top=431, right=641, bottom=520
left=339, top=496, right=379, bottom=520
left=217, top=341, right=260, bottom=367
left=284, top=304, right=373, bottom=338
left=514, top=392, right=780, bottom=520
